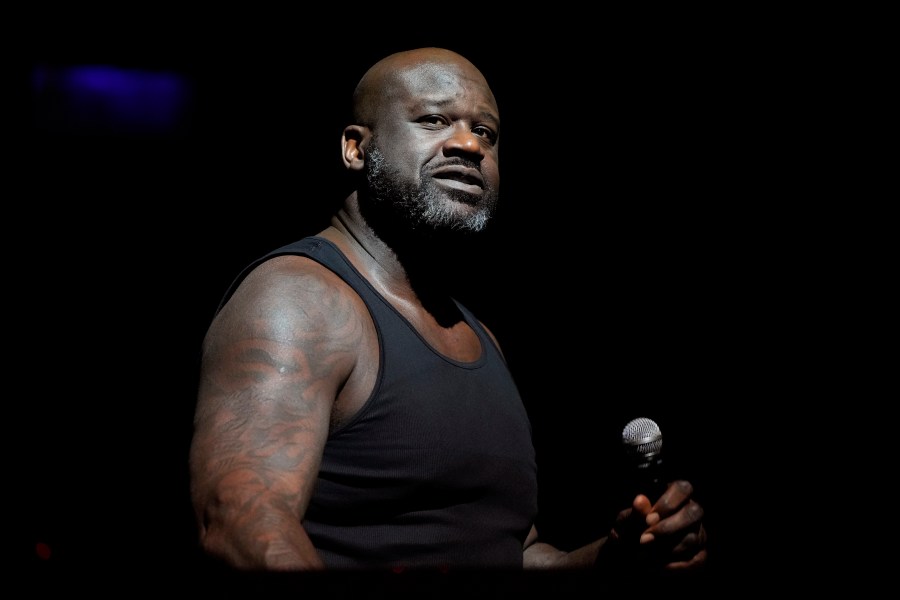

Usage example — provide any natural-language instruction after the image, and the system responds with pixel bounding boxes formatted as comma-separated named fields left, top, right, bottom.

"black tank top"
left=219, top=236, right=538, bottom=570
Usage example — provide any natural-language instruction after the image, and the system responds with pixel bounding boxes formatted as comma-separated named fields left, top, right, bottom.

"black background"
left=20, top=7, right=833, bottom=594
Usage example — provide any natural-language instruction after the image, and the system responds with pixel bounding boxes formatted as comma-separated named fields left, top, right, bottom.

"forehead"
left=390, top=62, right=498, bottom=116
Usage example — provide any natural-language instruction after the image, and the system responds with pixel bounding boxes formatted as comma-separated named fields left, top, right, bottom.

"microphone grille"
left=622, top=417, right=662, bottom=459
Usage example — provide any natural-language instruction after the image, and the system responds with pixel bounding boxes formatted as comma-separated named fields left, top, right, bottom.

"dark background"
left=20, top=7, right=836, bottom=594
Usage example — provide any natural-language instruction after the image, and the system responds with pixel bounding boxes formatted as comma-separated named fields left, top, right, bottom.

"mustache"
left=425, top=158, right=482, bottom=174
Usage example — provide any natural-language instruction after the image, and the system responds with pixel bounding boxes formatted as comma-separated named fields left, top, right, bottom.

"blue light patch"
left=32, top=64, right=193, bottom=136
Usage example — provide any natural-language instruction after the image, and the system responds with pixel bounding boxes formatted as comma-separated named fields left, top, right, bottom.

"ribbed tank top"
left=218, top=236, right=538, bottom=570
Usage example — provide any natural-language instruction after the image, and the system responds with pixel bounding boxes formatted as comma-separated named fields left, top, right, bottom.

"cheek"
left=388, top=144, right=428, bottom=176
left=484, top=161, right=501, bottom=190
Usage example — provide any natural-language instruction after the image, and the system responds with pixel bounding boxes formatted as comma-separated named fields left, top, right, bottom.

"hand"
left=608, top=480, right=707, bottom=574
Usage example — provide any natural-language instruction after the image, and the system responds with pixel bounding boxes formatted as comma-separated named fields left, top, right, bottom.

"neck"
left=325, top=193, right=472, bottom=327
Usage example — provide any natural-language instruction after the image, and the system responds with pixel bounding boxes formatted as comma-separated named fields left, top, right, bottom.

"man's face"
left=359, top=62, right=501, bottom=237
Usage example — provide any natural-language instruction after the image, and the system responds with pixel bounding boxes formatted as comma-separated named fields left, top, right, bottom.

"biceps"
left=192, top=342, right=341, bottom=514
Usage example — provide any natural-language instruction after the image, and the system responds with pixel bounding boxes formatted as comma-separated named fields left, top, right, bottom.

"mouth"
left=431, top=165, right=484, bottom=195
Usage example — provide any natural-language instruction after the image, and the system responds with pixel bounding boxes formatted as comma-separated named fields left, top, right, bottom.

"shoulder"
left=238, top=254, right=350, bottom=303
left=206, top=254, right=369, bottom=350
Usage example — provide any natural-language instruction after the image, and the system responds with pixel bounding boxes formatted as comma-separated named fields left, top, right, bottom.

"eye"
left=472, top=125, right=498, bottom=145
left=417, top=115, right=498, bottom=146
left=418, top=115, right=449, bottom=127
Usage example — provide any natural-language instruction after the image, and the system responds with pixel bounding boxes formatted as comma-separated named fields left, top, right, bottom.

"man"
left=188, top=47, right=707, bottom=574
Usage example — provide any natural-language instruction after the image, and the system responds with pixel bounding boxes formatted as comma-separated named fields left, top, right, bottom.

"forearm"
left=200, top=512, right=325, bottom=571
left=523, top=538, right=609, bottom=569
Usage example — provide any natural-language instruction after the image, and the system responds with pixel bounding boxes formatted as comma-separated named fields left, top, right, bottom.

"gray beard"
left=363, top=144, right=498, bottom=235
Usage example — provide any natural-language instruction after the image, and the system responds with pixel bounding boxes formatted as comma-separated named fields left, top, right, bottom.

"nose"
left=443, top=125, right=484, bottom=157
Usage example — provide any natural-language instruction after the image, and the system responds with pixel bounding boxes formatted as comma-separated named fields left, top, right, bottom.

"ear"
left=342, top=125, right=368, bottom=171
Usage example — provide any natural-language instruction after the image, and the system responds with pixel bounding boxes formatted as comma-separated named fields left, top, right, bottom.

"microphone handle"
left=631, top=454, right=667, bottom=503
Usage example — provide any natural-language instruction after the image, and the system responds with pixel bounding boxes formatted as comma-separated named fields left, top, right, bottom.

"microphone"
left=621, top=417, right=667, bottom=501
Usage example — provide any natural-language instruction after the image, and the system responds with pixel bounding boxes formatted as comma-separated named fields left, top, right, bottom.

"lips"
left=430, top=165, right=485, bottom=190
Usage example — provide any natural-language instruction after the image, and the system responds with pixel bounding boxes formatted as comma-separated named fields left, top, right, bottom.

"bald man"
left=189, top=47, right=707, bottom=575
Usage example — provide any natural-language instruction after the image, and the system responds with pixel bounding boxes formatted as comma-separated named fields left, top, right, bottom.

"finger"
left=635, top=495, right=661, bottom=534
left=663, top=548, right=708, bottom=572
left=652, top=480, right=694, bottom=517
left=632, top=494, right=653, bottom=517
left=612, top=498, right=651, bottom=542
left=647, top=499, right=704, bottom=538
left=670, top=526, right=706, bottom=555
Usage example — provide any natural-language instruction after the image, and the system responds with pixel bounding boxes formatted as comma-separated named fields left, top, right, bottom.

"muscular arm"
left=188, top=256, right=371, bottom=570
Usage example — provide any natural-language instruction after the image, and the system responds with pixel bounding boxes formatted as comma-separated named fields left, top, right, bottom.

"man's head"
left=342, top=48, right=500, bottom=239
